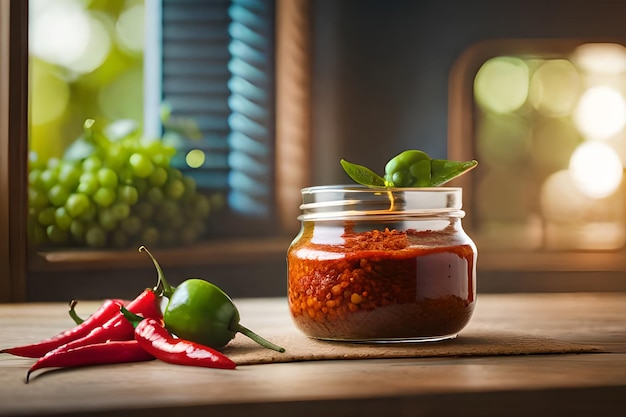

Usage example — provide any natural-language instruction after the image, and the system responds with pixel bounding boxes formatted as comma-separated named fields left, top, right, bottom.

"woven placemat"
left=223, top=327, right=602, bottom=366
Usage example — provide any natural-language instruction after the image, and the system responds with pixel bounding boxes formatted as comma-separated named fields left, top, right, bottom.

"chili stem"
left=139, top=246, right=175, bottom=298
left=232, top=323, right=285, bottom=353
left=68, top=300, right=84, bottom=325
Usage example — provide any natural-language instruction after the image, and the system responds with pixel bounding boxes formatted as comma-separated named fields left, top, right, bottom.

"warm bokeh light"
left=569, top=141, right=623, bottom=199
left=573, top=43, right=626, bottom=75
left=574, top=86, right=626, bottom=140
left=186, top=149, right=206, bottom=168
left=540, top=170, right=588, bottom=222
left=473, top=49, right=626, bottom=252
left=474, top=57, right=529, bottom=114
left=529, top=59, right=581, bottom=116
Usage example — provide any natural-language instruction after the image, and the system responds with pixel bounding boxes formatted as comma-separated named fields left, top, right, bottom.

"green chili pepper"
left=341, top=149, right=477, bottom=188
left=139, top=246, right=285, bottom=353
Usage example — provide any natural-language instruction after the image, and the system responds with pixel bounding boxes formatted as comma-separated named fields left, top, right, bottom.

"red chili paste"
left=287, top=227, right=476, bottom=340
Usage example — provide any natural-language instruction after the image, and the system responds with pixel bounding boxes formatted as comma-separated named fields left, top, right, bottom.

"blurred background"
left=21, top=0, right=626, bottom=300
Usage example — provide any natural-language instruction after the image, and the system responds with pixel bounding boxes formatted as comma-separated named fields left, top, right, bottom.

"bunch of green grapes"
left=28, top=120, right=217, bottom=249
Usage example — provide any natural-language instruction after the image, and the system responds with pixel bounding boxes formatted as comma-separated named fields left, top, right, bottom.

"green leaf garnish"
left=340, top=150, right=478, bottom=188
left=340, top=159, right=386, bottom=187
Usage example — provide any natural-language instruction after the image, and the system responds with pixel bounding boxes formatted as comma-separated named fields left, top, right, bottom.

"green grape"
left=65, top=193, right=91, bottom=218
left=40, top=169, right=57, bottom=190
left=29, top=169, right=45, bottom=190
left=46, top=157, right=60, bottom=170
left=105, top=143, right=128, bottom=171
left=37, top=207, right=56, bottom=226
left=70, top=219, right=86, bottom=243
left=48, top=184, right=70, bottom=207
left=58, top=163, right=81, bottom=189
left=93, top=187, right=116, bottom=207
left=168, top=167, right=183, bottom=180
left=165, top=179, right=185, bottom=200
left=149, top=166, right=168, bottom=187
left=77, top=172, right=99, bottom=195
left=28, top=188, right=49, bottom=210
left=182, top=176, right=197, bottom=200
left=155, top=199, right=178, bottom=223
left=85, top=224, right=107, bottom=247
left=29, top=222, right=47, bottom=246
left=118, top=167, right=135, bottom=184
left=78, top=200, right=97, bottom=221
left=129, top=152, right=154, bottom=178
left=98, top=208, right=118, bottom=231
left=97, top=167, right=118, bottom=188
left=82, top=156, right=103, bottom=172
left=117, top=185, right=138, bottom=205
left=110, top=202, right=130, bottom=221
left=146, top=187, right=164, bottom=205
left=54, top=207, right=73, bottom=231
left=46, top=224, right=68, bottom=244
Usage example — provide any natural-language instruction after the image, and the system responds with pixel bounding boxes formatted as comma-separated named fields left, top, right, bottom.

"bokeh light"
left=116, top=4, right=145, bottom=54
left=573, top=43, right=626, bottom=75
left=569, top=141, right=623, bottom=199
left=529, top=59, right=581, bottom=116
left=30, top=0, right=111, bottom=75
left=574, top=86, right=626, bottom=140
left=540, top=170, right=588, bottom=222
left=474, top=57, right=529, bottom=114
left=186, top=149, right=206, bottom=168
left=30, top=0, right=91, bottom=69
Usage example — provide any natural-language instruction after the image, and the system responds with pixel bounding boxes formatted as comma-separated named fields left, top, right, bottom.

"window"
left=1, top=0, right=312, bottom=301
left=449, top=40, right=626, bottom=290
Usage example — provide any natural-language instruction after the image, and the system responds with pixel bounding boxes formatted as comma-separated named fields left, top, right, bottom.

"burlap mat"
left=223, top=326, right=601, bottom=366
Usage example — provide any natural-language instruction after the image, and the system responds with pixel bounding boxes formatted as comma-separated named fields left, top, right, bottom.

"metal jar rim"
left=298, top=185, right=466, bottom=221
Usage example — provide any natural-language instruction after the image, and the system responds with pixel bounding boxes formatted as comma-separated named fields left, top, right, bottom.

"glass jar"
left=287, top=185, right=477, bottom=342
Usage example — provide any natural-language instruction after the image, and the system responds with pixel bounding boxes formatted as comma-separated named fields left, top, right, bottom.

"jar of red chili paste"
left=287, top=185, right=477, bottom=342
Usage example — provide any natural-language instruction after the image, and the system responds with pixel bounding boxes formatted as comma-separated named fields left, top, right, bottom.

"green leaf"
left=340, top=159, right=387, bottom=187
left=430, top=159, right=478, bottom=186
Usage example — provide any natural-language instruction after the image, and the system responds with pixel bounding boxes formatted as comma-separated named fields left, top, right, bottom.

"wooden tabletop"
left=1, top=293, right=625, bottom=417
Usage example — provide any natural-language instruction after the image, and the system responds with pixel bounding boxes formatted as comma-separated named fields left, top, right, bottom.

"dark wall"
left=310, top=0, right=626, bottom=185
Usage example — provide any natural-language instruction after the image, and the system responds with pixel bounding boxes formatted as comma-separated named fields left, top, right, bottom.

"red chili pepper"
left=25, top=340, right=154, bottom=383
left=1, top=299, right=125, bottom=358
left=68, top=299, right=130, bottom=325
left=47, top=288, right=162, bottom=355
left=121, top=307, right=236, bottom=370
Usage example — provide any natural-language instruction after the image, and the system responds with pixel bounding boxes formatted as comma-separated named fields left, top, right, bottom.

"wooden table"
left=1, top=293, right=625, bottom=417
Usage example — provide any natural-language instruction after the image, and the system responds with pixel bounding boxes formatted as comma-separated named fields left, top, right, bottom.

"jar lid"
left=298, top=185, right=465, bottom=221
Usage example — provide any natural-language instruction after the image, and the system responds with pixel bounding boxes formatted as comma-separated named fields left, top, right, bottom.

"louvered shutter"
left=161, top=0, right=275, bottom=218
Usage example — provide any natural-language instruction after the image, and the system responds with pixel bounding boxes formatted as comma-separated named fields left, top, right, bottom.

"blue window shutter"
left=161, top=0, right=276, bottom=220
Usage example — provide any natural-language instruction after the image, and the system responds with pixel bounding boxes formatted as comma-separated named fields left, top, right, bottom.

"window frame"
left=0, top=0, right=29, bottom=302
